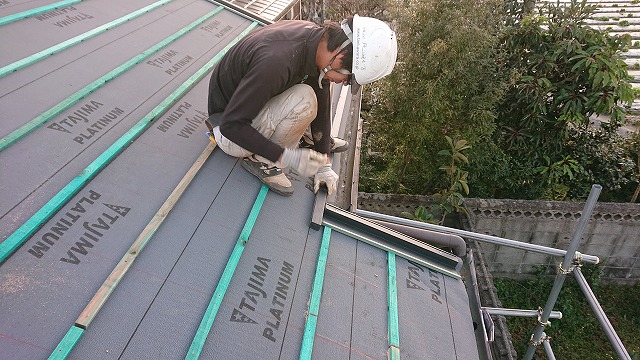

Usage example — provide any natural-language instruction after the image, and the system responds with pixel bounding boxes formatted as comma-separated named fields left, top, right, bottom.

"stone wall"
left=358, top=193, right=640, bottom=284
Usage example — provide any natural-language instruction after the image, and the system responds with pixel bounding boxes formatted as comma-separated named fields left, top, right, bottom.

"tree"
left=359, top=0, right=508, bottom=195
left=493, top=0, right=636, bottom=200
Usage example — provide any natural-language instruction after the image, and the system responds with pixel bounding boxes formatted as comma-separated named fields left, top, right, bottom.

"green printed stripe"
left=186, top=184, right=269, bottom=360
left=48, top=326, right=84, bottom=360
left=387, top=252, right=400, bottom=359
left=0, top=22, right=259, bottom=264
left=0, top=0, right=82, bottom=26
left=0, top=0, right=173, bottom=78
left=0, top=6, right=223, bottom=152
left=300, top=226, right=332, bottom=360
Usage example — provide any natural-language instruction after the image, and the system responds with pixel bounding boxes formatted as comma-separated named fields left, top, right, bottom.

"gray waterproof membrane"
left=0, top=0, right=481, bottom=358
left=313, top=231, right=390, bottom=359
left=395, top=256, right=480, bottom=359
left=0, top=0, right=251, bottom=240
left=0, top=0, right=256, bottom=357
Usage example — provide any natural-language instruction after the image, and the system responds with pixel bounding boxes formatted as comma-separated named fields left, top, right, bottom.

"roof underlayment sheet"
left=0, top=0, right=481, bottom=358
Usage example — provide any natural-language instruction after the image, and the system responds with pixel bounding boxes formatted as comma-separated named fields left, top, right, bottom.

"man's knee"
left=288, top=84, right=318, bottom=120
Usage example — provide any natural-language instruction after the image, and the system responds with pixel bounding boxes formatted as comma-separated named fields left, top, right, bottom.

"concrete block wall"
left=357, top=193, right=640, bottom=284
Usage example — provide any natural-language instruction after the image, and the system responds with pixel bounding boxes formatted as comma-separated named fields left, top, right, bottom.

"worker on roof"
left=207, top=15, right=397, bottom=196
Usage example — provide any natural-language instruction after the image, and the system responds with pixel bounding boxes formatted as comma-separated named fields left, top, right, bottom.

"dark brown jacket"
left=207, top=20, right=332, bottom=162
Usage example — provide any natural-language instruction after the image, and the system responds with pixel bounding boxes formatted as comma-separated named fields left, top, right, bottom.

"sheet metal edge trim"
left=322, top=219, right=461, bottom=280
left=323, top=204, right=462, bottom=276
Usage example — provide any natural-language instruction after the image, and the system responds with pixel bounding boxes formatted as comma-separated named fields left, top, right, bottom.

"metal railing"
left=356, top=184, right=632, bottom=359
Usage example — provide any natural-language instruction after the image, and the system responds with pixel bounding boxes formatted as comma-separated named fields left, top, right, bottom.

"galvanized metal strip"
left=321, top=220, right=461, bottom=280
left=0, top=22, right=259, bottom=264
left=0, top=0, right=83, bottom=26
left=387, top=252, right=400, bottom=360
left=299, top=226, right=332, bottom=360
left=0, top=0, right=174, bottom=79
left=202, top=0, right=272, bottom=26
left=325, top=204, right=462, bottom=271
left=48, top=325, right=84, bottom=360
left=0, top=6, right=224, bottom=152
left=186, top=184, right=269, bottom=360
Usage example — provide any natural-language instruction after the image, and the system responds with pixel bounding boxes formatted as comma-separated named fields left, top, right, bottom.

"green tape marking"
left=299, top=226, right=332, bottom=360
left=48, top=326, right=84, bottom=360
left=0, top=0, right=83, bottom=26
left=0, top=0, right=173, bottom=79
left=0, top=22, right=259, bottom=264
left=186, top=184, right=269, bottom=360
left=387, top=252, right=400, bottom=359
left=0, top=6, right=223, bottom=152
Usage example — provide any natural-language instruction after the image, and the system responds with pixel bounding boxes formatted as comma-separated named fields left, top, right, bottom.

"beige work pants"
left=213, top=84, right=318, bottom=163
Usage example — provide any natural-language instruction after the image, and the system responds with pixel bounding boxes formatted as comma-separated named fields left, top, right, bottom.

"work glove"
left=277, top=148, right=326, bottom=177
left=314, top=164, right=339, bottom=195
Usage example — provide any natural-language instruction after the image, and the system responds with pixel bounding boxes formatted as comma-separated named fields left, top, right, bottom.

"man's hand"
left=277, top=148, right=326, bottom=177
left=314, top=164, right=339, bottom=195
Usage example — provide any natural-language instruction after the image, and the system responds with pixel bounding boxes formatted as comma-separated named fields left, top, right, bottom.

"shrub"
left=493, top=0, right=635, bottom=199
left=359, top=0, right=508, bottom=195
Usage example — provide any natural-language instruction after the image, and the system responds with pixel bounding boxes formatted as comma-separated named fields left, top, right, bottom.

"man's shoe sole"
left=241, top=159, right=294, bottom=196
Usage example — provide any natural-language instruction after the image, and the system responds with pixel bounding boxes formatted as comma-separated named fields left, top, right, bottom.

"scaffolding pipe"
left=523, top=184, right=601, bottom=360
left=573, top=268, right=632, bottom=360
left=355, top=210, right=600, bottom=264
left=483, top=307, right=562, bottom=319
left=542, top=333, right=556, bottom=360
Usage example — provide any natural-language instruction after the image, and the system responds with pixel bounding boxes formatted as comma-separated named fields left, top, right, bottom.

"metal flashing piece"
left=322, top=204, right=462, bottom=279
left=203, top=0, right=273, bottom=25
left=310, top=188, right=327, bottom=230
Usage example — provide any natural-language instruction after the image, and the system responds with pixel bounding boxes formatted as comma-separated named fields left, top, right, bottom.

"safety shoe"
left=241, top=156, right=294, bottom=196
left=299, top=134, right=349, bottom=153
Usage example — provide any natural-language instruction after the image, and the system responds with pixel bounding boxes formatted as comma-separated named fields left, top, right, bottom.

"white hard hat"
left=341, top=15, right=398, bottom=85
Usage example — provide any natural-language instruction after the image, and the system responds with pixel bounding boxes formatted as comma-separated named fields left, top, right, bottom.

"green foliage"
left=494, top=266, right=640, bottom=359
left=432, top=135, right=471, bottom=221
left=358, top=0, right=638, bottom=203
left=359, top=0, right=508, bottom=195
left=401, top=135, right=473, bottom=225
left=565, top=123, right=638, bottom=201
left=535, top=155, right=582, bottom=200
left=400, top=205, right=439, bottom=224
left=492, top=0, right=635, bottom=199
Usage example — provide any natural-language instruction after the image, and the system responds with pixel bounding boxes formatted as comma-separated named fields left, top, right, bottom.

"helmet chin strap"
left=317, top=38, right=352, bottom=89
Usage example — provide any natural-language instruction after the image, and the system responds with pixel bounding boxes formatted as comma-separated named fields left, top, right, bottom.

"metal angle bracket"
left=322, top=204, right=463, bottom=279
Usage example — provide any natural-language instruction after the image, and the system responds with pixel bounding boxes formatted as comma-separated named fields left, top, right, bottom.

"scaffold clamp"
left=559, top=251, right=584, bottom=274
left=529, top=332, right=551, bottom=347
left=536, top=307, right=551, bottom=328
